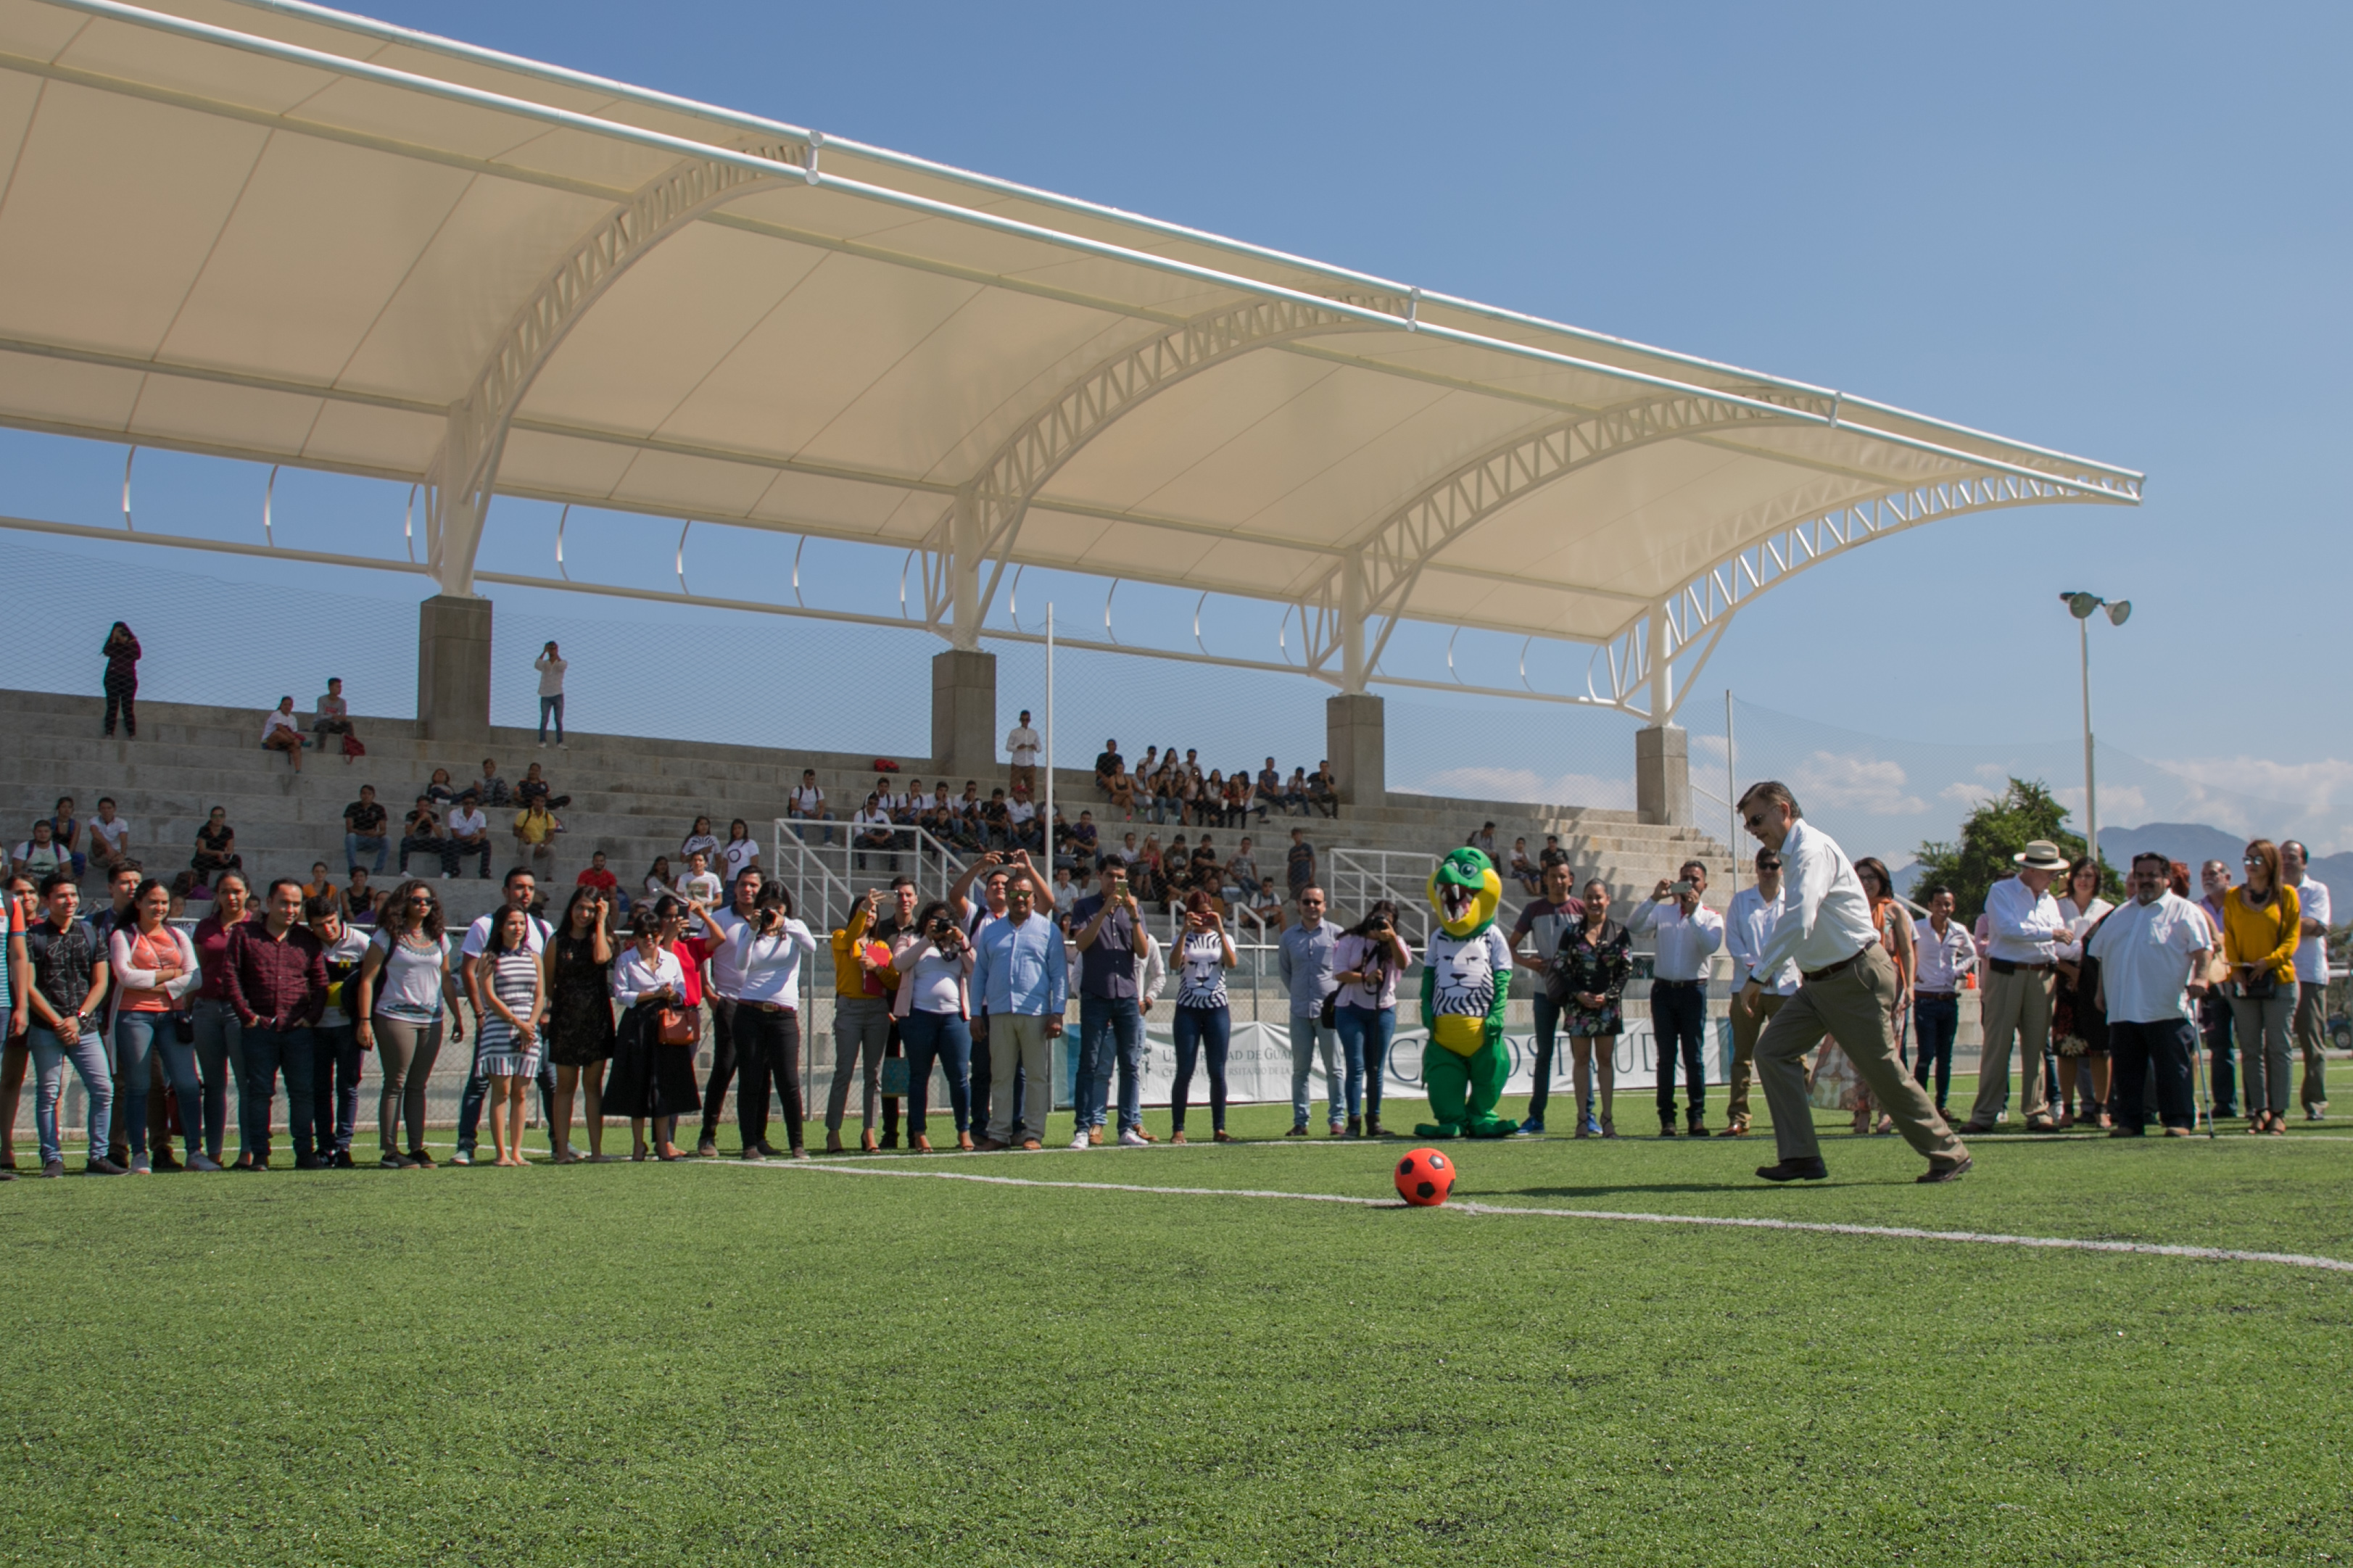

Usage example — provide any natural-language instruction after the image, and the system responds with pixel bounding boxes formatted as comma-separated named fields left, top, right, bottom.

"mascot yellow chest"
left=1426, top=929, right=1510, bottom=1056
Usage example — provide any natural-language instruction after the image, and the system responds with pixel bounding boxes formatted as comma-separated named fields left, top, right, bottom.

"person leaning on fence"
left=2223, top=838, right=2300, bottom=1137
left=354, top=879, right=463, bottom=1168
left=2088, top=851, right=2214, bottom=1137
left=1734, top=781, right=1971, bottom=1184
left=971, top=877, right=1068, bottom=1152
left=1278, top=886, right=1347, bottom=1138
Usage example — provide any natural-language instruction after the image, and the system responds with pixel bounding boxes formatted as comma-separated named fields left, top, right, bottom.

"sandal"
left=1599, top=1115, right=1618, bottom=1139
left=912, top=1135, right=934, bottom=1153
left=1170, top=1130, right=1188, bottom=1145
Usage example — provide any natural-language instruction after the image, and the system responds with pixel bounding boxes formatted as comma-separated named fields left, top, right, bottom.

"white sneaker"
left=1068, top=1129, right=1090, bottom=1150
left=186, top=1153, right=223, bottom=1171
left=1120, top=1128, right=1149, bottom=1147
left=129, top=1153, right=152, bottom=1174
left=450, top=1148, right=473, bottom=1166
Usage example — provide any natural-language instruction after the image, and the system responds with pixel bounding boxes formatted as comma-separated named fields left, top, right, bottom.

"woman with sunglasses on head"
left=353, top=879, right=466, bottom=1168
left=2050, top=855, right=2117, bottom=1129
left=2223, top=839, right=2299, bottom=1135
left=189, top=871, right=253, bottom=1166
left=473, top=905, right=548, bottom=1167
left=1556, top=879, right=1632, bottom=1138
left=107, top=877, right=203, bottom=1173
left=546, top=884, right=616, bottom=1162
left=1332, top=899, right=1413, bottom=1137
left=605, top=908, right=693, bottom=1160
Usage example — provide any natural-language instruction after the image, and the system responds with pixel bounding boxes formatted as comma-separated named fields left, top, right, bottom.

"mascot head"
left=1427, top=847, right=1502, bottom=938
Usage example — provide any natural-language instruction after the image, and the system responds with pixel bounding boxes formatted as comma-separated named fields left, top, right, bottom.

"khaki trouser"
left=1010, top=763, right=1038, bottom=797
left=984, top=1013, right=1054, bottom=1145
left=2294, top=981, right=2330, bottom=1113
left=1968, top=964, right=2055, bottom=1129
left=1726, top=991, right=1786, bottom=1127
left=1757, top=944, right=1964, bottom=1166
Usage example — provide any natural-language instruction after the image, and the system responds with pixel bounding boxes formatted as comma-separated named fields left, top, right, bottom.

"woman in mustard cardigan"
left=2223, top=839, right=2300, bottom=1135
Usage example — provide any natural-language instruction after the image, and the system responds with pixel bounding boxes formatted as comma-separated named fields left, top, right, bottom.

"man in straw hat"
left=1960, top=838, right=2073, bottom=1134
left=1733, top=781, right=1971, bottom=1182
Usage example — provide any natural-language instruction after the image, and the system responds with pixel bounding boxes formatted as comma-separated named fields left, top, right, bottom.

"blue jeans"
left=1913, top=995, right=1960, bottom=1111
left=189, top=996, right=241, bottom=1160
left=344, top=833, right=387, bottom=874
left=114, top=1012, right=201, bottom=1161
left=28, top=1024, right=111, bottom=1166
left=1333, top=1003, right=1394, bottom=1119
left=538, top=693, right=564, bottom=743
left=1170, top=1004, right=1231, bottom=1132
left=1077, top=994, right=1144, bottom=1132
left=1650, top=982, right=1708, bottom=1123
left=1287, top=1013, right=1342, bottom=1127
left=310, top=1023, right=363, bottom=1156
left=457, top=1037, right=557, bottom=1153
left=900, top=1009, right=972, bottom=1135
left=239, top=1026, right=318, bottom=1163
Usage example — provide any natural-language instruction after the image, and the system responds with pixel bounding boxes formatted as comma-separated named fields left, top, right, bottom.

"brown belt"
left=740, top=1000, right=795, bottom=1014
left=1986, top=958, right=2053, bottom=976
left=1801, top=945, right=1877, bottom=984
left=1914, top=990, right=1957, bottom=1000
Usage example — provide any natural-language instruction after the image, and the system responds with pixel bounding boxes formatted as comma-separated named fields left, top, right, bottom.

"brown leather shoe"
left=1019, top=1137, right=1043, bottom=1151
left=1723, top=1120, right=1750, bottom=1137
left=1088, top=1127, right=1104, bottom=1146
left=1917, top=1156, right=1973, bottom=1183
left=973, top=1137, right=1009, bottom=1152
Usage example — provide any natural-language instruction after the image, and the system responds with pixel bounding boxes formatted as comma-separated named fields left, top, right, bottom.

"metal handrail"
left=772, top=818, right=974, bottom=932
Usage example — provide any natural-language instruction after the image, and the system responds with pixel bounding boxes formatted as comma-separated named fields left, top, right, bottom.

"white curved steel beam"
left=1343, top=389, right=1835, bottom=676
left=947, top=290, right=1405, bottom=647
left=421, top=142, right=803, bottom=595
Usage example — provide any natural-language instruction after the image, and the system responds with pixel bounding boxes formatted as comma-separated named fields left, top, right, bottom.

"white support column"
left=1647, top=600, right=1674, bottom=721
left=1340, top=550, right=1367, bottom=694
left=1636, top=602, right=1687, bottom=826
left=949, top=492, right=982, bottom=652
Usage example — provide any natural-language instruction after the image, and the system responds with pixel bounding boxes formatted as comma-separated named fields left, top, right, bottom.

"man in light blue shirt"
left=1277, top=887, right=1346, bottom=1137
left=972, top=880, right=1069, bottom=1150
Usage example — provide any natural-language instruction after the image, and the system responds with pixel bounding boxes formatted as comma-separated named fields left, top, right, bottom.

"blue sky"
left=9, top=1, right=2349, bottom=860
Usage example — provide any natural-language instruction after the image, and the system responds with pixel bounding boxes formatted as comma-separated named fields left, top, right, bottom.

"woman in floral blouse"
left=1552, top=878, right=1632, bottom=1138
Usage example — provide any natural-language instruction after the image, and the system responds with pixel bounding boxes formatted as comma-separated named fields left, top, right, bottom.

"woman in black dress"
left=102, top=622, right=140, bottom=738
left=603, top=908, right=695, bottom=1161
left=545, top=885, right=616, bottom=1163
left=1555, top=879, right=1632, bottom=1139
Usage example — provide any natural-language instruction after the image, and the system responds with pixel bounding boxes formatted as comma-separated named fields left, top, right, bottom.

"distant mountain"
left=1897, top=821, right=2353, bottom=910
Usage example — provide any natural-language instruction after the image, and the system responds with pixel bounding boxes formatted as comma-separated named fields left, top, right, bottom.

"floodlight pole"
left=2078, top=614, right=2097, bottom=871
left=1044, top=602, right=1054, bottom=860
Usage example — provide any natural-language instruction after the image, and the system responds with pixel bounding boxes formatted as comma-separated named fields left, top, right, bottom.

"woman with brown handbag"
left=605, top=908, right=695, bottom=1160
left=2223, top=839, right=2300, bottom=1135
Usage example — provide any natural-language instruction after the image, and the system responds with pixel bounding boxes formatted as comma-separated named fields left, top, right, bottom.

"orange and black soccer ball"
left=1394, top=1148, right=1454, bottom=1206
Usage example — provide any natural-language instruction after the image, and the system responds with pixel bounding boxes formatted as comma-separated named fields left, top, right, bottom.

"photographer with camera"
left=1069, top=863, right=1151, bottom=1148
left=721, top=886, right=816, bottom=1159
left=1629, top=860, right=1725, bottom=1138
left=889, top=900, right=975, bottom=1152
left=1332, top=899, right=1412, bottom=1138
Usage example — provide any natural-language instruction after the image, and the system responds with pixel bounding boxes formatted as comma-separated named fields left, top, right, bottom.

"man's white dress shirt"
left=2087, top=892, right=2212, bottom=1024
left=1911, top=917, right=1977, bottom=993
left=1748, top=819, right=1881, bottom=981
left=1727, top=884, right=1800, bottom=995
left=1983, top=875, right=2067, bottom=966
left=1006, top=725, right=1041, bottom=766
left=1629, top=897, right=1725, bottom=982
left=2294, top=875, right=2332, bottom=984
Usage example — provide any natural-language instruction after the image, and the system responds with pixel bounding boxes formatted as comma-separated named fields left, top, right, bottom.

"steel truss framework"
left=0, top=0, right=2149, bottom=721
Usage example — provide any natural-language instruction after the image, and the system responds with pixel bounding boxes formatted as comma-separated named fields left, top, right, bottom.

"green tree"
left=1911, top=778, right=2119, bottom=921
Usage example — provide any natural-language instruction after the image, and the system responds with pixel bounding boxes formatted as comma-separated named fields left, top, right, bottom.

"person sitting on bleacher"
left=261, top=697, right=305, bottom=773
left=192, top=806, right=242, bottom=880
left=12, top=820, right=68, bottom=882
left=398, top=797, right=444, bottom=878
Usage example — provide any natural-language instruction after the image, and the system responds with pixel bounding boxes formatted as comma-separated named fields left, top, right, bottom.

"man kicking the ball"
left=1734, top=780, right=1972, bottom=1185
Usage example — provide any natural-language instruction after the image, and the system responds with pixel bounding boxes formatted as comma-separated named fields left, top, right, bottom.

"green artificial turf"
left=4, top=1092, right=2351, bottom=1565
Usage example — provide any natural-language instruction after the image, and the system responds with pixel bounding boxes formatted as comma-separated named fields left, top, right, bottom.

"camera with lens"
left=927, top=913, right=954, bottom=939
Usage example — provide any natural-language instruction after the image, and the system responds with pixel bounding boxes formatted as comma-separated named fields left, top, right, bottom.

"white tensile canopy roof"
left=0, top=0, right=2141, bottom=715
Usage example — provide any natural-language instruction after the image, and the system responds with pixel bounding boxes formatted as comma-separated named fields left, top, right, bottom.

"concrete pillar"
left=1326, top=692, right=1385, bottom=808
left=931, top=648, right=998, bottom=781
left=1635, top=723, right=1690, bottom=826
left=416, top=594, right=492, bottom=742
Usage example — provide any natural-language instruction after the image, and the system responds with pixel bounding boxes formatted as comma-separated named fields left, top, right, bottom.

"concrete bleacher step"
left=0, top=689, right=1736, bottom=934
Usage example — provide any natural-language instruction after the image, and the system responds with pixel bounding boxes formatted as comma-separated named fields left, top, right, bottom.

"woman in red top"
left=190, top=871, right=252, bottom=1166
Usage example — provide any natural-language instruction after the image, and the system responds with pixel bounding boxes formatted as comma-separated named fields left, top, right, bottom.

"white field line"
left=712, top=1158, right=2353, bottom=1274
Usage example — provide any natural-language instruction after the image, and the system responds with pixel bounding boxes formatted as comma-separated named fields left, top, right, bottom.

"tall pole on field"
left=2061, top=591, right=2130, bottom=870
left=1043, top=602, right=1054, bottom=863
left=1725, top=688, right=1738, bottom=897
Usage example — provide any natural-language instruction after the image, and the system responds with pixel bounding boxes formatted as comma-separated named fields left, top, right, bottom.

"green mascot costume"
left=1416, top=847, right=1518, bottom=1139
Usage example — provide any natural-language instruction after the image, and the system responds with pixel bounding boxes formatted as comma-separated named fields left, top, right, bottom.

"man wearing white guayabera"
left=2089, top=850, right=2213, bottom=1137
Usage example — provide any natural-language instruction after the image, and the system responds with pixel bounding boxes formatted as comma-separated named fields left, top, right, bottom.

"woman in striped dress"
left=474, top=904, right=547, bottom=1167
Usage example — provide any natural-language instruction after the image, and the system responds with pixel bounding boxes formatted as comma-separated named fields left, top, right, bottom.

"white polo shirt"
left=447, top=806, right=488, bottom=839
left=2294, top=875, right=2331, bottom=984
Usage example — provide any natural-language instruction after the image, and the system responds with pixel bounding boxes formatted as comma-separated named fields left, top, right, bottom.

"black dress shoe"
left=1916, top=1156, right=1973, bottom=1183
left=1756, top=1157, right=1829, bottom=1182
left=1658, top=1122, right=1678, bottom=1138
left=1686, top=1121, right=1712, bottom=1138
